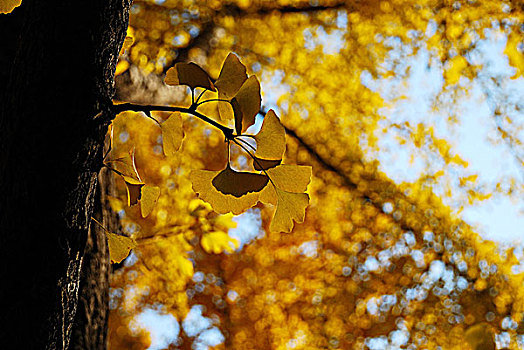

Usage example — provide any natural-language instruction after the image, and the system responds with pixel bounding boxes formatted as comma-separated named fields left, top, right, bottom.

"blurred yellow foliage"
left=109, top=0, right=524, bottom=349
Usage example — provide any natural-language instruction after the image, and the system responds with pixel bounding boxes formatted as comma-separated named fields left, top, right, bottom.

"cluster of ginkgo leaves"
left=104, top=53, right=312, bottom=263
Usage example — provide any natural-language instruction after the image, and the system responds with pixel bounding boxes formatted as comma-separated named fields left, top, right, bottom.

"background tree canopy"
left=107, top=1, right=524, bottom=349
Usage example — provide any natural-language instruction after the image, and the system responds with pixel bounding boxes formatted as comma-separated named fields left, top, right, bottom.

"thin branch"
left=196, top=98, right=231, bottom=107
left=113, top=102, right=234, bottom=139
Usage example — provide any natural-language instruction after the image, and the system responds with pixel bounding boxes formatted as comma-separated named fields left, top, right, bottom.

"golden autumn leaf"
left=211, top=165, right=269, bottom=197
left=201, top=231, right=240, bottom=254
left=252, top=157, right=281, bottom=171
left=190, top=169, right=263, bottom=215
left=269, top=188, right=309, bottom=233
left=122, top=35, right=134, bottom=50
left=215, top=53, right=248, bottom=121
left=161, top=112, right=184, bottom=156
left=140, top=185, right=160, bottom=218
left=259, top=164, right=312, bottom=206
left=0, top=0, right=21, bottom=14
left=115, top=60, right=129, bottom=76
left=232, top=75, right=261, bottom=134
left=165, top=62, right=215, bottom=91
left=464, top=323, right=495, bottom=350
left=123, top=176, right=144, bottom=206
left=254, top=109, right=286, bottom=160
left=106, top=232, right=136, bottom=264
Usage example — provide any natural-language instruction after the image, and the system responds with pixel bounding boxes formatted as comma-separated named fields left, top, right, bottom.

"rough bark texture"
left=0, top=1, right=131, bottom=348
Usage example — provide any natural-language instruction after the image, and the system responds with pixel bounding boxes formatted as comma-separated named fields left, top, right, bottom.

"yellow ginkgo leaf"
left=232, top=75, right=261, bottom=134
left=215, top=53, right=248, bottom=121
left=0, top=0, right=21, bottom=14
left=190, top=169, right=263, bottom=214
left=140, top=185, right=160, bottom=218
left=464, top=323, right=495, bottom=350
left=254, top=109, right=286, bottom=160
left=161, top=112, right=184, bottom=156
left=201, top=231, right=240, bottom=254
left=259, top=165, right=312, bottom=205
left=115, top=60, right=130, bottom=76
left=269, top=188, right=309, bottom=233
left=252, top=157, right=281, bottom=171
left=123, top=176, right=145, bottom=206
left=164, top=62, right=215, bottom=91
left=122, top=35, right=134, bottom=50
left=212, top=165, right=269, bottom=197
left=106, top=232, right=136, bottom=264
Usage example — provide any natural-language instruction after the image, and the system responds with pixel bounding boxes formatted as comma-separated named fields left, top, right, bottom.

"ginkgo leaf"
left=232, top=76, right=261, bottom=134
left=164, top=62, right=215, bottom=91
left=161, top=112, right=184, bottom=156
left=259, top=165, right=312, bottom=205
left=212, top=165, right=269, bottom=197
left=123, top=176, right=145, bottom=206
left=269, top=188, right=309, bottom=233
left=215, top=53, right=248, bottom=121
left=215, top=53, right=248, bottom=95
left=254, top=109, right=286, bottom=160
left=267, top=164, right=312, bottom=192
left=190, top=169, right=263, bottom=215
left=115, top=60, right=130, bottom=76
left=0, top=0, right=21, bottom=14
left=201, top=231, right=240, bottom=254
left=464, top=323, right=495, bottom=350
left=106, top=231, right=136, bottom=264
left=140, top=185, right=160, bottom=218
left=122, top=35, right=134, bottom=50
left=252, top=157, right=281, bottom=171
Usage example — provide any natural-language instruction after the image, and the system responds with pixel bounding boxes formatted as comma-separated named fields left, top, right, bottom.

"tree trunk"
left=0, top=1, right=131, bottom=348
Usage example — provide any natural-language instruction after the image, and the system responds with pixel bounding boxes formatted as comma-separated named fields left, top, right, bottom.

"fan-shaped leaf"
left=269, top=188, right=309, bottom=233
left=164, top=62, right=215, bottom=91
left=252, top=157, right=281, bottom=171
left=216, top=53, right=248, bottom=121
left=201, top=231, right=240, bottom=254
left=140, top=185, right=160, bottom=218
left=190, top=169, right=263, bottom=215
left=232, top=76, right=261, bottom=134
left=0, top=0, right=21, bottom=14
left=161, top=112, right=184, bottom=156
left=123, top=176, right=145, bottom=206
left=254, top=109, right=286, bottom=159
left=259, top=165, right=312, bottom=205
left=215, top=53, right=248, bottom=97
left=106, top=232, right=136, bottom=264
left=212, top=165, right=269, bottom=197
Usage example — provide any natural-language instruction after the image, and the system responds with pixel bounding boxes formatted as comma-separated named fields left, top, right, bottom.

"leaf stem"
left=195, top=89, right=207, bottom=104
left=91, top=217, right=109, bottom=233
left=232, top=138, right=275, bottom=187
left=113, top=103, right=234, bottom=140
left=235, top=136, right=257, bottom=152
left=144, top=112, right=161, bottom=126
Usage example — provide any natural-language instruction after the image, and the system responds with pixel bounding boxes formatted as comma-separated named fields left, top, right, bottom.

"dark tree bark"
left=0, top=1, right=131, bottom=348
